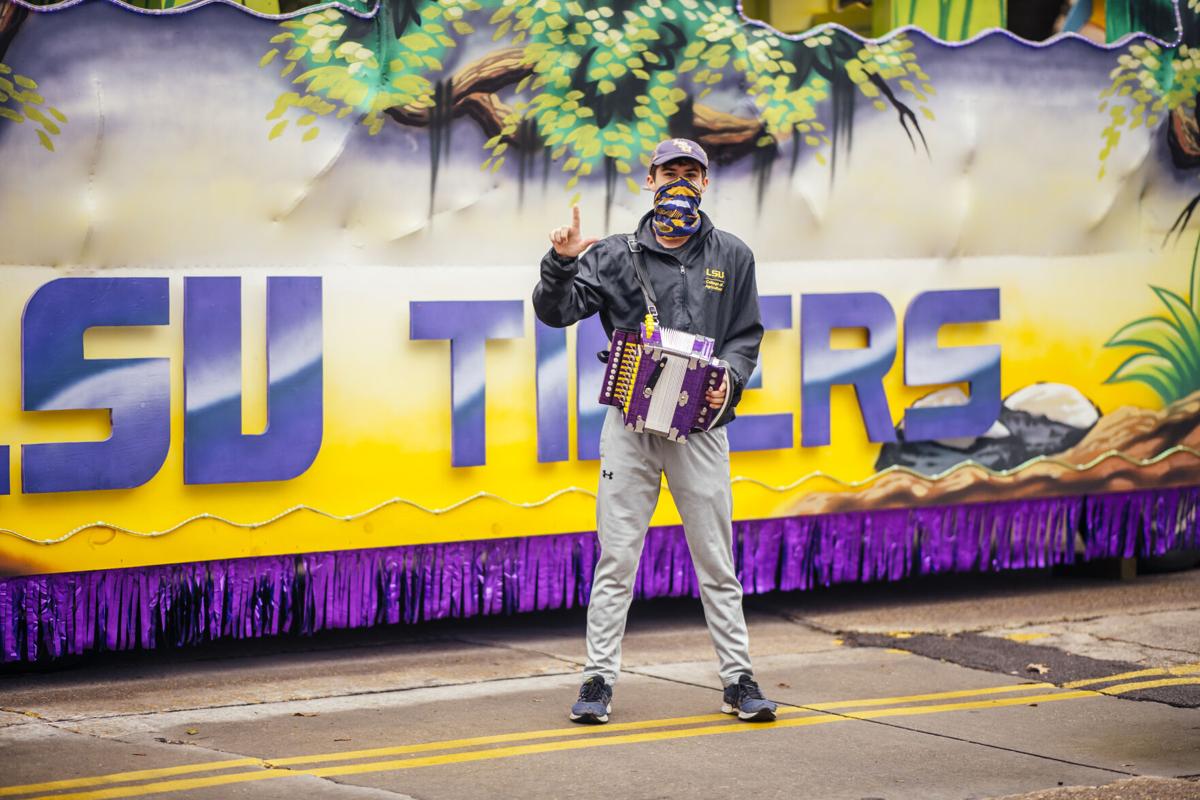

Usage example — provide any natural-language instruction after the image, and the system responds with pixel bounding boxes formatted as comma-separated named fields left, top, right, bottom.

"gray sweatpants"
left=583, top=406, right=754, bottom=687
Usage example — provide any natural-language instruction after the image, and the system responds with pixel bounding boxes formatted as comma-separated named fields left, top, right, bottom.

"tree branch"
left=0, top=0, right=28, bottom=63
left=385, top=47, right=533, bottom=136
left=1168, top=103, right=1200, bottom=170
left=868, top=72, right=929, bottom=156
left=383, top=47, right=767, bottom=158
left=692, top=103, right=765, bottom=159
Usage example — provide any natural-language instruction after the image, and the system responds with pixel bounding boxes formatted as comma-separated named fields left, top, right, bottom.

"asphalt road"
left=1, top=564, right=1198, bottom=800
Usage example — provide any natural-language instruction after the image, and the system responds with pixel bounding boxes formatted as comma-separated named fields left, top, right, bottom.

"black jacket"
left=532, top=210, right=763, bottom=424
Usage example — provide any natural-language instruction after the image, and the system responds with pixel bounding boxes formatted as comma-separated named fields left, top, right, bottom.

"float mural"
left=1, top=0, right=1198, bottom=662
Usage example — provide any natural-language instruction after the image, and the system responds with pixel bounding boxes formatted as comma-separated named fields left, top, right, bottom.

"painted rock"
left=875, top=383, right=1100, bottom=476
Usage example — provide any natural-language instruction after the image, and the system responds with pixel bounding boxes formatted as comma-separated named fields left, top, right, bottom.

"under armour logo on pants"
left=601, top=470, right=614, bottom=479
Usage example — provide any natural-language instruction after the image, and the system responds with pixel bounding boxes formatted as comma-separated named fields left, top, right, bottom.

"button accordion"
left=598, top=317, right=730, bottom=443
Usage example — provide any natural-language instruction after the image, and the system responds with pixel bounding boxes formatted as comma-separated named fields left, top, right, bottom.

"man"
left=533, top=138, right=777, bottom=725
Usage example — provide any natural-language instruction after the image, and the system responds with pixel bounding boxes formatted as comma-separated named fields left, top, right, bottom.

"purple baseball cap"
left=650, top=138, right=709, bottom=169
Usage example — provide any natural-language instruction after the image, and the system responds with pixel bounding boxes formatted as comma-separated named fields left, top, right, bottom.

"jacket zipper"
left=678, top=261, right=691, bottom=329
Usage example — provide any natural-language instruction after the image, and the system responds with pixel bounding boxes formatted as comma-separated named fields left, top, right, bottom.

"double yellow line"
left=5, top=664, right=1198, bottom=800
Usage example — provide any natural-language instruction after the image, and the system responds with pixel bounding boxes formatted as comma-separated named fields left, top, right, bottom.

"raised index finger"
left=571, top=204, right=581, bottom=234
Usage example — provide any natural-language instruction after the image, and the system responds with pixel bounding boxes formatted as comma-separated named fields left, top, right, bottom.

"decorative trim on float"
left=10, top=0, right=379, bottom=20
left=5, top=0, right=1182, bottom=51
left=2, top=486, right=1196, bottom=663
left=736, top=0, right=1183, bottom=50
left=2, top=445, right=1198, bottom=546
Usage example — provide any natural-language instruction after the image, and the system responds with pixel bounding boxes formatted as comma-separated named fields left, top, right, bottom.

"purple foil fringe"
left=2, top=487, right=1198, bottom=663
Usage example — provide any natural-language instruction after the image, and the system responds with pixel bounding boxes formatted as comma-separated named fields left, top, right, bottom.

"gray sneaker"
left=721, top=674, right=777, bottom=722
left=569, top=676, right=613, bottom=724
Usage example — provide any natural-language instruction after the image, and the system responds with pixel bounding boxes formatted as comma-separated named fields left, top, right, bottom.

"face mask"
left=652, top=177, right=703, bottom=238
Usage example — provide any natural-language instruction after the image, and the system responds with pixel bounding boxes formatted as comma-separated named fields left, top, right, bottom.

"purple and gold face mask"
left=652, top=177, right=703, bottom=237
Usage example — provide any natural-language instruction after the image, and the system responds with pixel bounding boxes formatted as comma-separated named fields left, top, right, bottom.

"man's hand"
left=706, top=373, right=728, bottom=410
left=549, top=205, right=600, bottom=259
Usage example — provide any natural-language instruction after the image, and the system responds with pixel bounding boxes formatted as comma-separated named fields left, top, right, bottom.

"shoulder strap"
left=625, top=235, right=659, bottom=325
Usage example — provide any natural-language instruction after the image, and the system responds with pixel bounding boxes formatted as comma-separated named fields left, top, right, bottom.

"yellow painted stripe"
left=272, top=681, right=1053, bottom=768
left=23, top=769, right=292, bottom=800
left=9, top=674, right=1185, bottom=800
left=842, top=690, right=1097, bottom=720
left=1101, top=677, right=1200, bottom=694
left=303, top=690, right=1098, bottom=778
left=808, top=681, right=1054, bottom=711
left=0, top=760, right=261, bottom=798
left=0, top=679, right=1059, bottom=796
left=267, top=710, right=749, bottom=766
left=23, top=687, right=1108, bottom=800
left=1062, top=662, right=1200, bottom=689
left=304, top=715, right=846, bottom=777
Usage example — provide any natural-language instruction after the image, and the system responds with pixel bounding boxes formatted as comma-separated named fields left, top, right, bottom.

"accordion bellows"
left=599, top=319, right=729, bottom=443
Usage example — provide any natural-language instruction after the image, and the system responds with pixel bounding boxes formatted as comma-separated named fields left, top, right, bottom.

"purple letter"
left=183, top=277, right=324, bottom=485
left=22, top=278, right=170, bottom=493
left=903, top=289, right=1001, bottom=442
left=729, top=294, right=794, bottom=452
left=576, top=316, right=609, bottom=461
left=411, top=300, right=524, bottom=467
left=801, top=292, right=897, bottom=447
left=535, top=321, right=569, bottom=463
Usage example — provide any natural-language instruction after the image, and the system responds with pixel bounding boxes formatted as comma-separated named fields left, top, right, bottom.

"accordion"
left=598, top=318, right=730, bottom=443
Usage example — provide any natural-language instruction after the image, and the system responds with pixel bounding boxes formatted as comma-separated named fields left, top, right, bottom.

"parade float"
left=1, top=0, right=1197, bottom=662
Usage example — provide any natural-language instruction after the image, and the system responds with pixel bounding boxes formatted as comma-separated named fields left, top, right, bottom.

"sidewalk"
left=1, top=567, right=1197, bottom=800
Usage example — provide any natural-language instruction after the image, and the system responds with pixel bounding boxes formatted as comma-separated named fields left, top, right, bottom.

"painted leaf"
left=1105, top=351, right=1182, bottom=402
left=1150, top=286, right=1200, bottom=373
left=1190, top=234, right=1200, bottom=316
left=401, top=32, right=438, bottom=52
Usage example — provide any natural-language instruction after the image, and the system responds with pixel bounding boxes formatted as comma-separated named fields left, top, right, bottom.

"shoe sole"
left=569, top=703, right=612, bottom=724
left=721, top=703, right=776, bottom=722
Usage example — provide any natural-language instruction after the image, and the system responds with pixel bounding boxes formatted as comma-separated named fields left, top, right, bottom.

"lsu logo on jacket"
left=704, top=268, right=725, bottom=293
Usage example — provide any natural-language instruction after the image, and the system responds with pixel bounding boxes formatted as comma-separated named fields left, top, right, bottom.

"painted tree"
left=259, top=0, right=938, bottom=222
left=0, top=0, right=66, bottom=151
left=1098, top=1, right=1200, bottom=403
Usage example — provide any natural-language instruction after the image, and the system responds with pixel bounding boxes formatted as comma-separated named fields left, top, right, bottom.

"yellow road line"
left=0, top=679, right=1056, bottom=796
left=301, top=690, right=1103, bottom=779
left=807, top=682, right=1054, bottom=712
left=19, top=696, right=1038, bottom=799
left=1100, top=677, right=1200, bottom=694
left=22, top=770, right=292, bottom=800
left=8, top=673, right=1194, bottom=800
left=269, top=679, right=1054, bottom=768
left=20, top=687, right=1122, bottom=800
left=0, top=761, right=261, bottom=798
left=1062, top=662, right=1200, bottom=688
left=267, top=710, right=747, bottom=766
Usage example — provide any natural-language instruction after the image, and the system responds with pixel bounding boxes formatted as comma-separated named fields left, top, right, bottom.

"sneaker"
left=721, top=674, right=777, bottom=722
left=569, top=676, right=613, bottom=724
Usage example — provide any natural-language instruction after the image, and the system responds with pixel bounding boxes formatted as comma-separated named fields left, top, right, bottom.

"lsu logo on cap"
left=704, top=267, right=725, bottom=293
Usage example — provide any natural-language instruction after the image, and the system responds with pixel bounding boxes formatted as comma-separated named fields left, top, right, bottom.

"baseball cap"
left=650, top=138, right=709, bottom=169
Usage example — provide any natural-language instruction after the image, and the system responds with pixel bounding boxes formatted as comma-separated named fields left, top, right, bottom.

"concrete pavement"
left=0, top=565, right=1197, bottom=800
